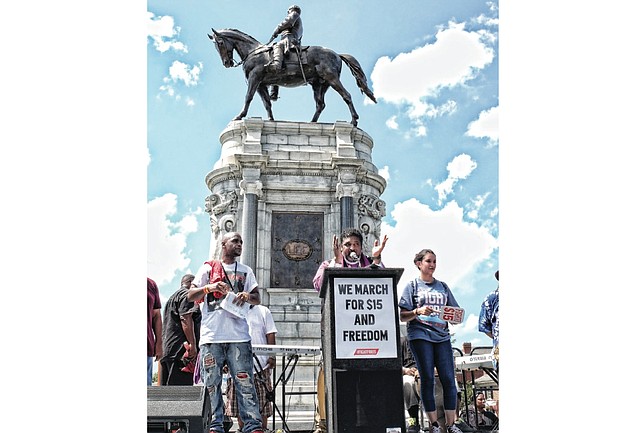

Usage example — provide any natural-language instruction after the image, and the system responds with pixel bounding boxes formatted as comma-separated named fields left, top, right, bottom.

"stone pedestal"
left=204, top=118, right=387, bottom=430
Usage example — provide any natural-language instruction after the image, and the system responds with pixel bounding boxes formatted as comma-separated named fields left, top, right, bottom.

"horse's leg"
left=233, top=77, right=261, bottom=121
left=326, top=75, right=359, bottom=127
left=311, top=82, right=329, bottom=123
left=257, top=84, right=275, bottom=121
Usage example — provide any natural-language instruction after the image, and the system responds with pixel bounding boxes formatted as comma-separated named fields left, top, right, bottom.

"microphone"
left=349, top=251, right=359, bottom=261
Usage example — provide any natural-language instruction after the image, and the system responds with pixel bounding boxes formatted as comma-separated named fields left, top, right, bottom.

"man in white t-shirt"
left=188, top=232, right=264, bottom=433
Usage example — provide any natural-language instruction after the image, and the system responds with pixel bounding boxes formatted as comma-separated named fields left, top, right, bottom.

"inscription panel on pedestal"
left=271, top=212, right=323, bottom=288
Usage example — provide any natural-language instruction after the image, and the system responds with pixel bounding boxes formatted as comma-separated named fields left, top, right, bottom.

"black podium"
left=320, top=267, right=405, bottom=433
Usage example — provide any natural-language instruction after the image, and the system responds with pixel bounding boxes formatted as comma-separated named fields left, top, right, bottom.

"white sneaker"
left=446, top=424, right=464, bottom=433
left=429, top=425, right=441, bottom=433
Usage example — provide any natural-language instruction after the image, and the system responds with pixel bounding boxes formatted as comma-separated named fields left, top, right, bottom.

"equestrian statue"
left=208, top=6, right=376, bottom=127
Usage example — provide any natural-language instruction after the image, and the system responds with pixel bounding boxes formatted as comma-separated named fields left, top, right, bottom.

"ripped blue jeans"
left=200, top=342, right=262, bottom=433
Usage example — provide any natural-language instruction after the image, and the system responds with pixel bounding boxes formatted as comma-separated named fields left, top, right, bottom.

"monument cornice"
left=261, top=167, right=333, bottom=177
left=357, top=171, right=387, bottom=193
left=205, top=165, right=242, bottom=191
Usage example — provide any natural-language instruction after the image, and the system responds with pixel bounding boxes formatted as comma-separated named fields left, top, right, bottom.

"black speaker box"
left=147, top=385, right=211, bottom=433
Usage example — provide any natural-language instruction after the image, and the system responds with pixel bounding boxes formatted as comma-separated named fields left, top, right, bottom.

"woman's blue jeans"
left=408, top=339, right=457, bottom=412
left=199, top=341, right=263, bottom=433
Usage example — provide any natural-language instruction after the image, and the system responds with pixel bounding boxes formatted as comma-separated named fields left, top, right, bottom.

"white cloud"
left=435, top=153, right=478, bottom=202
left=474, top=14, right=499, bottom=29
left=378, top=165, right=390, bottom=182
left=146, top=12, right=201, bottom=106
left=426, top=100, right=458, bottom=118
left=147, top=12, right=188, bottom=53
left=371, top=21, right=494, bottom=122
left=147, top=193, right=199, bottom=285
left=167, top=60, right=202, bottom=87
left=386, top=115, right=399, bottom=130
left=466, top=192, right=490, bottom=220
left=159, top=84, right=175, bottom=97
left=159, top=61, right=203, bottom=105
left=446, top=153, right=478, bottom=179
left=466, top=105, right=498, bottom=145
left=382, top=197, right=497, bottom=298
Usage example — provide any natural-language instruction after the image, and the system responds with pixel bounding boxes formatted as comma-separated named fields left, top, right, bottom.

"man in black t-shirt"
left=160, top=274, right=201, bottom=385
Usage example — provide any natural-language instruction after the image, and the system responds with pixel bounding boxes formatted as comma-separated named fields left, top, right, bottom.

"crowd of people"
left=146, top=226, right=500, bottom=433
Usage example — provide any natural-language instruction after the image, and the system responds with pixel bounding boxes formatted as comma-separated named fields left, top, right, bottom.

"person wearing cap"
left=265, top=5, right=303, bottom=99
left=160, top=274, right=202, bottom=385
left=479, top=270, right=499, bottom=372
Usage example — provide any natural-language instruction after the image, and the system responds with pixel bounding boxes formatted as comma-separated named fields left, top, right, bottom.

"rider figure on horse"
left=266, top=5, right=303, bottom=100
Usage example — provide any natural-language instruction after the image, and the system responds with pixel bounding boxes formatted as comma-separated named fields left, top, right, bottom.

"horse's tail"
left=340, top=54, right=377, bottom=103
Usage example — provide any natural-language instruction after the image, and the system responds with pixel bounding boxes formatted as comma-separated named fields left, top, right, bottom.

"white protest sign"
left=333, top=277, right=397, bottom=359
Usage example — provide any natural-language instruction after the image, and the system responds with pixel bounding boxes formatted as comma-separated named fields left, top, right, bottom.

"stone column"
left=333, top=121, right=362, bottom=231
left=235, top=119, right=266, bottom=271
left=335, top=167, right=360, bottom=231
left=239, top=175, right=262, bottom=271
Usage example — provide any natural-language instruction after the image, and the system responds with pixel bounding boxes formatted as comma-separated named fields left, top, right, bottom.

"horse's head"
left=208, top=29, right=235, bottom=68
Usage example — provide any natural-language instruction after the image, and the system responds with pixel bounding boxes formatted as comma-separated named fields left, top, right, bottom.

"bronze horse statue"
left=208, top=28, right=376, bottom=126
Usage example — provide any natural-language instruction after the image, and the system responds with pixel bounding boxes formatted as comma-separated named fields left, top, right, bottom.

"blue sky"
left=147, top=0, right=499, bottom=349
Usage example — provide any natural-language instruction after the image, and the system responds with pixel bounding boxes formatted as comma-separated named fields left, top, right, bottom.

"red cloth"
left=197, top=260, right=226, bottom=302
left=205, top=260, right=226, bottom=283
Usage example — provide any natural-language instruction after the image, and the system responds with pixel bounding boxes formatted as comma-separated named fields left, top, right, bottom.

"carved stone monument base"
left=204, top=118, right=387, bottom=430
